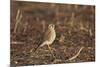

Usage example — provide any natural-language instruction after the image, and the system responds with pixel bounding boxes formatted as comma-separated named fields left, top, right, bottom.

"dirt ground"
left=10, top=1, right=95, bottom=66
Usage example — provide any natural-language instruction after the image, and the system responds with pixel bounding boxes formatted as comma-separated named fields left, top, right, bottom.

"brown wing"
left=43, top=28, right=52, bottom=41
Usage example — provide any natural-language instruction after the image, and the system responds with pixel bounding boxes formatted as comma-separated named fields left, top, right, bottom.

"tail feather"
left=34, top=42, right=46, bottom=53
left=40, top=42, right=46, bottom=47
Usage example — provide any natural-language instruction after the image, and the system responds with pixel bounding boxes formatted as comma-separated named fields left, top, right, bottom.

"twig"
left=41, top=20, right=46, bottom=33
left=23, top=22, right=28, bottom=33
left=14, top=9, right=22, bottom=33
left=69, top=12, right=75, bottom=27
left=67, top=47, right=84, bottom=61
left=89, top=29, right=93, bottom=36
left=11, top=41, right=25, bottom=44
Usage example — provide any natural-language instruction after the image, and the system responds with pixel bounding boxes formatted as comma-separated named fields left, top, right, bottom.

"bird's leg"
left=47, top=44, right=56, bottom=59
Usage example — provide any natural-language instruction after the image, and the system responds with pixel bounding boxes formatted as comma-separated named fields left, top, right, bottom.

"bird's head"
left=48, top=24, right=55, bottom=29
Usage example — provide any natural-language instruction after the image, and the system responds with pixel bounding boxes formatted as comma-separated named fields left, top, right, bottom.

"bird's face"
left=48, top=24, right=55, bottom=29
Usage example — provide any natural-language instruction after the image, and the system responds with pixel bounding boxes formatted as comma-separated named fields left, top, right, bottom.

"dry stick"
left=41, top=20, right=46, bottom=33
left=11, top=41, right=25, bottom=44
left=89, top=29, right=93, bottom=36
left=67, top=47, right=84, bottom=61
left=23, top=22, right=28, bottom=33
left=70, top=12, right=75, bottom=27
left=14, top=9, right=22, bottom=33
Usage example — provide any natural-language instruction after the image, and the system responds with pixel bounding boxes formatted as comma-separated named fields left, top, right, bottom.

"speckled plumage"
left=40, top=24, right=56, bottom=47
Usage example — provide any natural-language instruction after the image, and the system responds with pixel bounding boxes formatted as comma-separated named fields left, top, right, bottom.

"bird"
left=40, top=24, right=56, bottom=47
left=34, top=24, right=56, bottom=58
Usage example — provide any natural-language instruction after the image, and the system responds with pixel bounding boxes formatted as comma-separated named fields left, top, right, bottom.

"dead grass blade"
left=14, top=9, right=22, bottom=33
left=11, top=41, right=25, bottom=44
left=67, top=46, right=84, bottom=61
